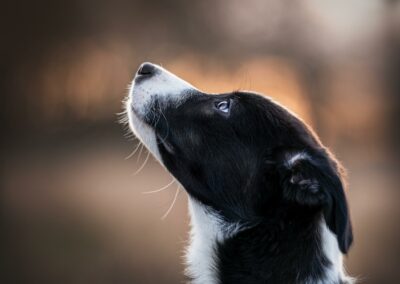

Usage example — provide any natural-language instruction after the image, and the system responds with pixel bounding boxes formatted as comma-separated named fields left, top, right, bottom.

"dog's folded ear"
left=277, top=151, right=353, bottom=254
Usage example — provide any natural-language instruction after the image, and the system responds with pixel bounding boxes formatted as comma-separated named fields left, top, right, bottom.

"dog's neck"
left=185, top=198, right=352, bottom=284
left=185, top=198, right=227, bottom=284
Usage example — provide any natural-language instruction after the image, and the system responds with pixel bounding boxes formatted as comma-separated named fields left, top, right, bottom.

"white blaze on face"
left=126, top=63, right=198, bottom=162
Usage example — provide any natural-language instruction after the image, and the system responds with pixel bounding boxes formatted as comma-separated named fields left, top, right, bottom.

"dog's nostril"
left=137, top=62, right=156, bottom=76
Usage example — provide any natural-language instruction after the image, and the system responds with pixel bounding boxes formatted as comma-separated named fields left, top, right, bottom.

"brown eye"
left=215, top=100, right=230, bottom=113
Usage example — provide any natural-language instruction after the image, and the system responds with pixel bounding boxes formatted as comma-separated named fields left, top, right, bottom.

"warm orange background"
left=2, top=1, right=400, bottom=283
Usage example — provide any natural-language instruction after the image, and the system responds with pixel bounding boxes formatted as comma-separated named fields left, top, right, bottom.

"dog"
left=124, top=62, right=353, bottom=284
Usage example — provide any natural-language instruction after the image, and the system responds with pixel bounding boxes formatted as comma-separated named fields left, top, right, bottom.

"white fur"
left=186, top=198, right=241, bottom=284
left=129, top=63, right=198, bottom=117
left=285, top=151, right=309, bottom=168
left=126, top=63, right=197, bottom=162
left=318, top=220, right=354, bottom=284
left=126, top=66, right=352, bottom=284
left=185, top=207, right=353, bottom=284
left=125, top=99, right=162, bottom=161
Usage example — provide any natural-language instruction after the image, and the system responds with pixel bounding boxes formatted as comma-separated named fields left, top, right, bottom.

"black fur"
left=140, top=90, right=353, bottom=283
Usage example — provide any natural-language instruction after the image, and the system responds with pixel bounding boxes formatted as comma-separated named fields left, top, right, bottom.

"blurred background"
left=2, top=0, right=400, bottom=283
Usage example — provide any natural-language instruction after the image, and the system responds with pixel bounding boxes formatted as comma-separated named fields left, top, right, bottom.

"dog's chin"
left=126, top=97, right=162, bottom=162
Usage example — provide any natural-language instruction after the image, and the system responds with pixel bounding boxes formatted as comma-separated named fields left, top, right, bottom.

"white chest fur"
left=185, top=198, right=225, bottom=284
left=318, top=221, right=353, bottom=284
left=184, top=199, right=352, bottom=284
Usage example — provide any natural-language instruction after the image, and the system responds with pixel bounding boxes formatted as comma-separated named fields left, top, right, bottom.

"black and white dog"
left=125, top=62, right=353, bottom=284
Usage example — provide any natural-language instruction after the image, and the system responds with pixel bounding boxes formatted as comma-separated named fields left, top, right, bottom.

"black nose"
left=137, top=62, right=156, bottom=76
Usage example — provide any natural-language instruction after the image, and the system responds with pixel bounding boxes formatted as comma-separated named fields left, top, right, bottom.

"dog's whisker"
left=133, top=149, right=151, bottom=175
left=142, top=179, right=176, bottom=194
left=125, top=142, right=142, bottom=160
left=153, top=107, right=162, bottom=128
left=136, top=143, right=144, bottom=162
left=161, top=185, right=181, bottom=220
left=122, top=62, right=354, bottom=282
left=158, top=103, right=170, bottom=141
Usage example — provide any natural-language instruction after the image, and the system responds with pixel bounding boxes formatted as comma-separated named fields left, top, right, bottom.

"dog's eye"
left=215, top=100, right=230, bottom=113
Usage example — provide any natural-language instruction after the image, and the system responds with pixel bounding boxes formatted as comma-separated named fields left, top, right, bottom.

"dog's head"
left=126, top=62, right=353, bottom=253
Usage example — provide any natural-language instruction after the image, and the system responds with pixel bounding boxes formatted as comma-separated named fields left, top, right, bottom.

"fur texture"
left=125, top=62, right=354, bottom=284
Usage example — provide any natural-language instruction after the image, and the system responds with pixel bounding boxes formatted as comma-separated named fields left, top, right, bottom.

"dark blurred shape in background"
left=1, top=1, right=400, bottom=283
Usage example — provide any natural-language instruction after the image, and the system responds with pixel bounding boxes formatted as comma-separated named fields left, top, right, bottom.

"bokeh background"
left=2, top=0, right=400, bottom=283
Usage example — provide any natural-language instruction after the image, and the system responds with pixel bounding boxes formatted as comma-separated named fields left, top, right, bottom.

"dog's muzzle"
left=126, top=62, right=198, bottom=162
left=128, top=62, right=197, bottom=119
